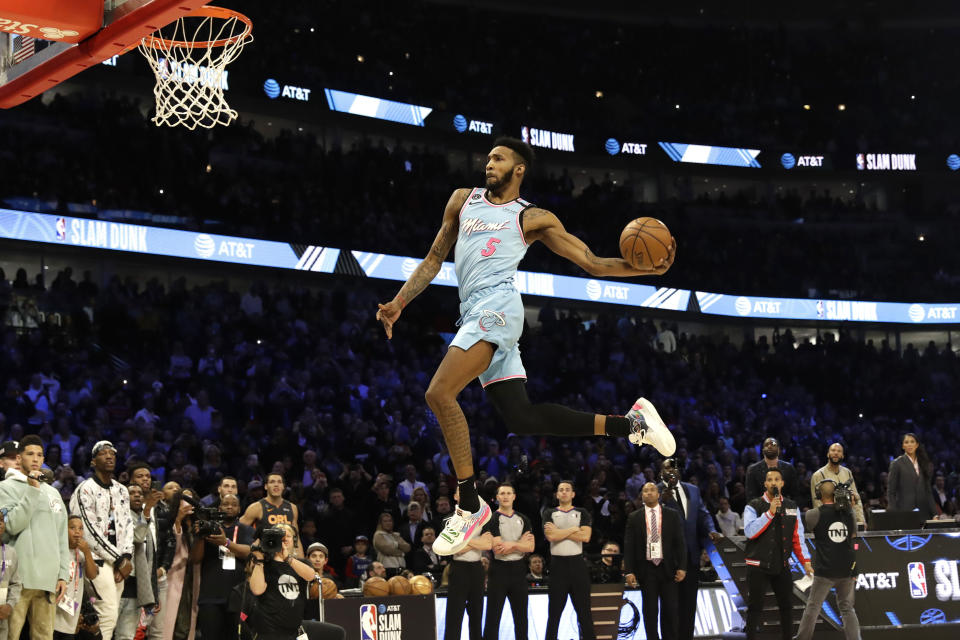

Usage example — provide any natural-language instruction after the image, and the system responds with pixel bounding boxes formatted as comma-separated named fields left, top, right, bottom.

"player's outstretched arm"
left=524, top=207, right=675, bottom=277
left=376, top=188, right=470, bottom=338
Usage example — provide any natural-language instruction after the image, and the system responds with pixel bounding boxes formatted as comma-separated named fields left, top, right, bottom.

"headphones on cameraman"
left=814, top=477, right=837, bottom=501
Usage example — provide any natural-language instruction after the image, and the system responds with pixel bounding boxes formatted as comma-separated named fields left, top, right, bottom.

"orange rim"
left=141, top=5, right=252, bottom=49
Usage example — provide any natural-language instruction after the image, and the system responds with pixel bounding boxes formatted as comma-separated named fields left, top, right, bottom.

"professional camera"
left=254, top=526, right=285, bottom=556
left=177, top=491, right=228, bottom=537
left=834, top=481, right=854, bottom=512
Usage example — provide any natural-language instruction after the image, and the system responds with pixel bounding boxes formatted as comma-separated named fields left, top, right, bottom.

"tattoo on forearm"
left=584, top=248, right=618, bottom=267
left=434, top=398, right=474, bottom=478
left=399, top=224, right=455, bottom=302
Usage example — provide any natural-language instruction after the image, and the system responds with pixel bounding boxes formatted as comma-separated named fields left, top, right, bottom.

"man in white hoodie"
left=0, top=435, right=70, bottom=640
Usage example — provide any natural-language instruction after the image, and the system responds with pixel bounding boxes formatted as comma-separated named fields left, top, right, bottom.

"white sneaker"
left=432, top=501, right=492, bottom=556
left=626, top=397, right=676, bottom=456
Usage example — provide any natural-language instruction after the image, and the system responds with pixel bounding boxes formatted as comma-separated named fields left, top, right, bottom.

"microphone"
left=771, top=486, right=783, bottom=515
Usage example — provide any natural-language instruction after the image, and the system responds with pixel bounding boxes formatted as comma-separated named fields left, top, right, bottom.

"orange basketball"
left=410, top=575, right=434, bottom=595
left=320, top=578, right=338, bottom=599
left=363, top=576, right=390, bottom=597
left=388, top=575, right=412, bottom=595
left=619, top=217, right=673, bottom=269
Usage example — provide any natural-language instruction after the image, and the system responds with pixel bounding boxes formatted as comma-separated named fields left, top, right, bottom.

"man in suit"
left=745, top=438, right=799, bottom=503
left=658, top=458, right=723, bottom=640
left=399, top=500, right=428, bottom=564
left=624, top=482, right=687, bottom=640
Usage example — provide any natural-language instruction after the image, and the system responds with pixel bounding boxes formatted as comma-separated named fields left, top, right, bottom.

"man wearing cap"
left=0, top=436, right=71, bottom=640
left=69, top=441, right=134, bottom=640
left=306, top=543, right=341, bottom=588
left=344, top=535, right=372, bottom=587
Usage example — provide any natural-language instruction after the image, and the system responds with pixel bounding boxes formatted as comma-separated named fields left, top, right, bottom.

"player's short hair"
left=220, top=475, right=237, bottom=486
left=492, top=136, right=535, bottom=170
left=497, top=482, right=516, bottom=492
left=556, top=479, right=575, bottom=492
left=266, top=472, right=285, bottom=485
left=764, top=468, right=784, bottom=480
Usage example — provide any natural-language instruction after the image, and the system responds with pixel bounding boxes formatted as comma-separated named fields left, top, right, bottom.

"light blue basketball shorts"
left=449, top=283, right=527, bottom=387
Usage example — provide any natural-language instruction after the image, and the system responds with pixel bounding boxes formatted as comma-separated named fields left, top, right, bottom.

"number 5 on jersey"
left=481, top=237, right=501, bottom=257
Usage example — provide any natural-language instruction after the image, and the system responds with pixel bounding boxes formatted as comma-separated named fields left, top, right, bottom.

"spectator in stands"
left=714, top=497, right=742, bottom=538
left=590, top=542, right=623, bottom=584
left=115, top=484, right=158, bottom=640
left=70, top=442, right=134, bottom=640
left=396, top=464, right=426, bottom=513
left=55, top=516, right=99, bottom=639
left=0, top=436, right=70, bottom=640
left=887, top=433, right=938, bottom=521
left=372, top=512, right=409, bottom=578
left=344, top=536, right=372, bottom=588
left=745, top=438, right=799, bottom=502
left=0, top=516, right=22, bottom=640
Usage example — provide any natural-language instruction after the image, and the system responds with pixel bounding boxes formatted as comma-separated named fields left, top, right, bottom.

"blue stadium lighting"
left=323, top=88, right=433, bottom=126
left=659, top=142, right=761, bottom=168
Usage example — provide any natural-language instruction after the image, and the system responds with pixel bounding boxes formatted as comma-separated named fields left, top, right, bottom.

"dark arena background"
left=0, top=1, right=959, bottom=639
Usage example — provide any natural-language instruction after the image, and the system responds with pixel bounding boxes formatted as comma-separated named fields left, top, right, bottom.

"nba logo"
left=359, top=604, right=378, bottom=640
left=55, top=217, right=66, bottom=241
left=521, top=127, right=529, bottom=144
left=856, top=154, right=865, bottom=170
left=908, top=562, right=927, bottom=598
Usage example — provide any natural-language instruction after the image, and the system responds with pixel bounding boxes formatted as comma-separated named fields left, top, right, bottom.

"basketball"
left=363, top=576, right=390, bottom=597
left=619, top=217, right=673, bottom=269
left=388, top=575, right=412, bottom=595
left=320, top=578, right=338, bottom=599
left=409, top=575, right=434, bottom=595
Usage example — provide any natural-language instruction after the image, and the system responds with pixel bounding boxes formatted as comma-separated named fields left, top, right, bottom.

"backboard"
left=0, top=0, right=213, bottom=108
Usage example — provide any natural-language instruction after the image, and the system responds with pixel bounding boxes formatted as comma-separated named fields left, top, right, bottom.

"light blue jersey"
left=454, top=187, right=531, bottom=302
left=450, top=187, right=534, bottom=387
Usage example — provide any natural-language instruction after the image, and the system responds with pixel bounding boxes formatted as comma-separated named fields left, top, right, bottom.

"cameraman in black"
left=795, top=479, right=861, bottom=640
left=247, top=524, right=316, bottom=640
left=191, top=494, right=253, bottom=640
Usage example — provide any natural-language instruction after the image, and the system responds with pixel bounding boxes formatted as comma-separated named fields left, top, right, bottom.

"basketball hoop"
left=137, top=6, right=252, bottom=130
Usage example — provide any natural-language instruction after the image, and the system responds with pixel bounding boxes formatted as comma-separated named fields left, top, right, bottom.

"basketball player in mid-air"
left=377, top=137, right=677, bottom=555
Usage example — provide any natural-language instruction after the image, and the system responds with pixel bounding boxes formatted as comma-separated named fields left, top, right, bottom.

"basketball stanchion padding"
left=137, top=5, right=252, bottom=129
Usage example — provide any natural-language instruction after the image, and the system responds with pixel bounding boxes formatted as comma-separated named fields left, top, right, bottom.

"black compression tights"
left=484, top=379, right=630, bottom=437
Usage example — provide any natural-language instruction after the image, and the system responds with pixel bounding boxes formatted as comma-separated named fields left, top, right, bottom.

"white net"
left=138, top=8, right=252, bottom=130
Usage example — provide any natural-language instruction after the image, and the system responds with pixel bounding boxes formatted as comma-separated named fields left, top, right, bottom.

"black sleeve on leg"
left=485, top=379, right=595, bottom=437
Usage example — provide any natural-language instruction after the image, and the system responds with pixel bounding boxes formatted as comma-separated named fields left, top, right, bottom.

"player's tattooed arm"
left=397, top=188, right=468, bottom=300
left=377, top=189, right=469, bottom=339
left=525, top=207, right=674, bottom=277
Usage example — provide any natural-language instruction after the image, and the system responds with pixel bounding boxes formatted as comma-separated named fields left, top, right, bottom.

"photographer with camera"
left=245, top=524, right=315, bottom=640
left=190, top=494, right=252, bottom=640
left=810, top=444, right=865, bottom=528
left=795, top=479, right=861, bottom=640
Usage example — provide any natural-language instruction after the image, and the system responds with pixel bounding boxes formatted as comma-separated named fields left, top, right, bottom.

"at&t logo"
left=586, top=280, right=602, bottom=300
left=735, top=296, right=751, bottom=316
left=194, top=234, right=215, bottom=258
